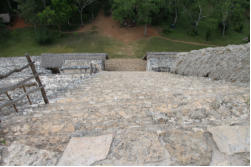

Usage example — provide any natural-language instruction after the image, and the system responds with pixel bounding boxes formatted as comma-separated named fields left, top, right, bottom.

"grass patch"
left=0, top=25, right=249, bottom=58
left=134, top=37, right=206, bottom=58
left=161, top=20, right=250, bottom=46
left=0, top=28, right=123, bottom=57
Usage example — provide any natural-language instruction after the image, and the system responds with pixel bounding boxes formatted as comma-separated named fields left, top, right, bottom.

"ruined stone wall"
left=145, top=52, right=179, bottom=72
left=41, top=53, right=108, bottom=71
left=0, top=56, right=95, bottom=115
left=171, top=43, right=250, bottom=83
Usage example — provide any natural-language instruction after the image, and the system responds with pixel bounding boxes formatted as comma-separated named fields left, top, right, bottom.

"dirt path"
left=157, top=36, right=216, bottom=47
left=74, top=11, right=214, bottom=47
left=75, top=11, right=159, bottom=43
left=9, top=12, right=214, bottom=47
left=8, top=17, right=31, bottom=30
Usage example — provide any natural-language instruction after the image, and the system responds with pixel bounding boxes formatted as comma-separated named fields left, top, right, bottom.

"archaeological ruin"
left=0, top=43, right=250, bottom=166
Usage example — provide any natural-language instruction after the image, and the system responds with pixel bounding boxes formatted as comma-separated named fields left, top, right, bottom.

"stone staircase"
left=105, top=59, right=146, bottom=71
left=0, top=71, right=250, bottom=166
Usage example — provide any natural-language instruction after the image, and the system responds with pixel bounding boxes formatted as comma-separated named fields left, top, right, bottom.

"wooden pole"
left=90, top=63, right=93, bottom=75
left=5, top=91, right=18, bottom=112
left=25, top=54, right=49, bottom=104
left=22, top=86, right=32, bottom=105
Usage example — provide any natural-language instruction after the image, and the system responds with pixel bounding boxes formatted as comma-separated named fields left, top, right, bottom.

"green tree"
left=137, top=0, right=159, bottom=36
left=231, top=0, right=246, bottom=32
left=0, top=19, right=9, bottom=42
left=182, top=0, right=208, bottom=35
left=74, top=0, right=97, bottom=26
left=215, top=0, right=232, bottom=36
left=168, top=0, right=183, bottom=27
left=15, top=0, right=44, bottom=25
left=38, top=0, right=76, bottom=30
left=112, top=0, right=137, bottom=25
left=112, top=0, right=159, bottom=36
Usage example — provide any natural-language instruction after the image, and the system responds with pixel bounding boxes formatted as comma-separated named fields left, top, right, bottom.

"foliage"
left=231, top=1, right=245, bottom=32
left=34, top=26, right=56, bottom=45
left=137, top=0, right=159, bottom=25
left=74, top=0, right=97, bottom=25
left=103, top=0, right=112, bottom=16
left=0, top=0, right=249, bottom=46
left=162, top=25, right=173, bottom=35
left=112, top=0, right=137, bottom=25
left=38, top=0, right=76, bottom=29
left=112, top=0, right=159, bottom=35
left=15, top=0, right=43, bottom=24
left=0, top=19, right=9, bottom=42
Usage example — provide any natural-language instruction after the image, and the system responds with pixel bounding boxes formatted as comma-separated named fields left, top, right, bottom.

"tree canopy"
left=0, top=0, right=248, bottom=43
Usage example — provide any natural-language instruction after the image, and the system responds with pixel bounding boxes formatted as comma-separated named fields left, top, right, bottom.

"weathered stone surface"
left=208, top=131, right=250, bottom=166
left=0, top=55, right=94, bottom=115
left=162, top=129, right=212, bottom=165
left=57, top=134, right=113, bottom=166
left=190, top=108, right=208, bottom=120
left=145, top=52, right=179, bottom=72
left=210, top=148, right=250, bottom=166
left=171, top=43, right=250, bottom=83
left=95, top=129, right=171, bottom=165
left=208, top=126, right=250, bottom=155
left=2, top=142, right=59, bottom=166
left=41, top=53, right=108, bottom=69
left=0, top=71, right=249, bottom=165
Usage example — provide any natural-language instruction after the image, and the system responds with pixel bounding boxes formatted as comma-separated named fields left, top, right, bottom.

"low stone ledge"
left=144, top=52, right=180, bottom=72
left=41, top=53, right=109, bottom=70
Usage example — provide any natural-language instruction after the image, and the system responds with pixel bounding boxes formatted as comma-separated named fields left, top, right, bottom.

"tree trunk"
left=6, top=0, right=12, bottom=11
left=222, top=22, right=226, bottom=36
left=80, top=9, right=84, bottom=26
left=42, top=0, right=46, bottom=8
left=173, top=0, right=178, bottom=26
left=144, top=24, right=148, bottom=36
left=173, top=8, right=178, bottom=26
left=196, top=4, right=202, bottom=28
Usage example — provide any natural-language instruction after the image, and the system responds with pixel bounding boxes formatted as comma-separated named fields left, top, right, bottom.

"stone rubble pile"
left=0, top=56, right=93, bottom=116
left=171, top=43, right=250, bottom=83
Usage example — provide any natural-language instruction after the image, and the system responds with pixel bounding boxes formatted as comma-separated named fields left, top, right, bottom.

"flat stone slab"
left=57, top=134, right=113, bottom=166
left=208, top=126, right=250, bottom=155
left=3, top=142, right=58, bottom=166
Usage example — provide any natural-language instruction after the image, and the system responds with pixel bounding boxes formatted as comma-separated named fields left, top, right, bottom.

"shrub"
left=0, top=19, right=9, bottom=42
left=205, top=29, right=211, bottom=41
left=234, top=23, right=244, bottom=33
left=104, top=0, right=112, bottom=16
left=162, top=25, right=172, bottom=35
left=35, top=26, right=56, bottom=45
left=187, top=27, right=199, bottom=36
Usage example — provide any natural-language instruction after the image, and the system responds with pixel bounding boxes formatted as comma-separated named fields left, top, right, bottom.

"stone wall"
left=145, top=44, right=250, bottom=83
left=41, top=53, right=108, bottom=71
left=144, top=52, right=179, bottom=72
left=171, top=43, right=250, bottom=83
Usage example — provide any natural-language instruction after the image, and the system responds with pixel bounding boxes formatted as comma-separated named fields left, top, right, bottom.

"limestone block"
left=208, top=126, right=250, bottom=155
left=57, top=134, right=113, bottom=166
left=3, top=142, right=59, bottom=166
left=162, top=129, right=212, bottom=165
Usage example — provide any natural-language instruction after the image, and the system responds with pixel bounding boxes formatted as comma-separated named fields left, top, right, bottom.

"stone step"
left=105, top=59, right=146, bottom=71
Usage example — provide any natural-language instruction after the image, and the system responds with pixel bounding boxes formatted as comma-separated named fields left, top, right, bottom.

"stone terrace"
left=0, top=71, right=249, bottom=165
